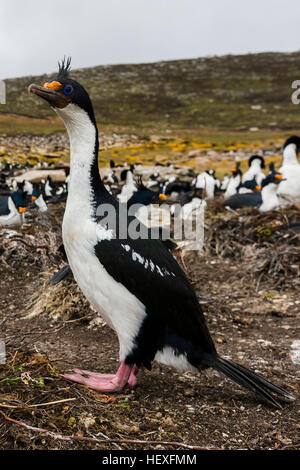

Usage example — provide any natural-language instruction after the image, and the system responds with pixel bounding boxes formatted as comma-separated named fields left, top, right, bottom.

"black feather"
left=135, top=176, right=147, bottom=192
left=57, top=57, right=72, bottom=81
left=210, top=356, right=294, bottom=409
left=269, top=162, right=275, bottom=173
left=283, top=135, right=300, bottom=151
left=222, top=192, right=262, bottom=209
left=49, top=264, right=72, bottom=285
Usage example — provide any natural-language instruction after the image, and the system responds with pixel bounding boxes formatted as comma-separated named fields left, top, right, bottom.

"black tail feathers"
left=49, top=264, right=72, bottom=285
left=210, top=355, right=294, bottom=409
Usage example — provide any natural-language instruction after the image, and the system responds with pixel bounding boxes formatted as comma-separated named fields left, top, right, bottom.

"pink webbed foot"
left=63, top=361, right=138, bottom=392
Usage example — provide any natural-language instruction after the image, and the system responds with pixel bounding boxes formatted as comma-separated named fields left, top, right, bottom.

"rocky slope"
left=2, top=51, right=300, bottom=132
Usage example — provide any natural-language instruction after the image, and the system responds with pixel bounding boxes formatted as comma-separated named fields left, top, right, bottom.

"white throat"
left=225, top=174, right=241, bottom=197
left=260, top=183, right=279, bottom=212
left=282, top=144, right=299, bottom=166
left=55, top=103, right=98, bottom=218
left=250, top=159, right=262, bottom=170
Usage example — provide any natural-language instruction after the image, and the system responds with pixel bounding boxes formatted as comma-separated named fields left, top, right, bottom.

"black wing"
left=0, top=195, right=10, bottom=216
left=94, top=235, right=215, bottom=367
left=223, top=193, right=262, bottom=209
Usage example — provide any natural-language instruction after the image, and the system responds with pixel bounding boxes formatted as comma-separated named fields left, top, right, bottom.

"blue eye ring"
left=64, top=84, right=73, bottom=96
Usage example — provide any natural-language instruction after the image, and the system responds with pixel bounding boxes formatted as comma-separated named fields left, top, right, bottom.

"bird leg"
left=179, top=251, right=188, bottom=274
left=174, top=247, right=188, bottom=274
left=62, top=360, right=138, bottom=392
left=127, top=365, right=139, bottom=387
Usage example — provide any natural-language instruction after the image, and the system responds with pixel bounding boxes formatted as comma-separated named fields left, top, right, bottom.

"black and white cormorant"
left=29, top=59, right=294, bottom=407
left=242, top=155, right=265, bottom=186
left=0, top=189, right=27, bottom=227
left=222, top=168, right=283, bottom=212
left=192, top=171, right=218, bottom=199
left=277, top=136, right=300, bottom=204
left=224, top=162, right=242, bottom=197
left=31, top=184, right=48, bottom=212
left=164, top=179, right=191, bottom=196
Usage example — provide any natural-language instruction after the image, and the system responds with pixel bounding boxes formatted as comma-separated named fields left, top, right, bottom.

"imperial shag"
left=224, top=163, right=242, bottom=197
left=277, top=136, right=300, bottom=205
left=223, top=167, right=284, bottom=212
left=242, top=155, right=265, bottom=186
left=31, top=184, right=48, bottom=212
left=0, top=189, right=27, bottom=227
left=28, top=59, right=294, bottom=408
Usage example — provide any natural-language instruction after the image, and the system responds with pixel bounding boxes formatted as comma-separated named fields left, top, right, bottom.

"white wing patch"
left=121, top=244, right=176, bottom=278
left=132, top=251, right=144, bottom=264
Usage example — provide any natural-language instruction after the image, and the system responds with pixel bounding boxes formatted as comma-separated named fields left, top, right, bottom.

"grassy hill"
left=1, top=51, right=300, bottom=135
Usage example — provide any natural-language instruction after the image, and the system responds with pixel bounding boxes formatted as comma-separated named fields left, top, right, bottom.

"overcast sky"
left=1, top=0, right=300, bottom=79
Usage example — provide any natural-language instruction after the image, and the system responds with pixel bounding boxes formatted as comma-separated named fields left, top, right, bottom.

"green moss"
left=255, top=225, right=274, bottom=240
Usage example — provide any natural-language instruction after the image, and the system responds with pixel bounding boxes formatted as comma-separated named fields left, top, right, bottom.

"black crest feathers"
left=135, top=176, right=147, bottom=191
left=269, top=162, right=275, bottom=173
left=57, top=57, right=72, bottom=81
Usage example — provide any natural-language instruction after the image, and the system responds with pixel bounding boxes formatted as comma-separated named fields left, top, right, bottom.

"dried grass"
left=26, top=277, right=97, bottom=324
left=204, top=203, right=300, bottom=289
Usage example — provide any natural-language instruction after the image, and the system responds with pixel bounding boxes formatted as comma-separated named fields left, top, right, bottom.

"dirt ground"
left=0, top=202, right=299, bottom=450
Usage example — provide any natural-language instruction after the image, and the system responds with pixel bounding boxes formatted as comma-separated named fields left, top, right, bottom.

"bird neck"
left=56, top=104, right=107, bottom=218
left=229, top=174, right=241, bottom=190
left=250, top=160, right=262, bottom=170
left=283, top=144, right=299, bottom=165
left=126, top=171, right=134, bottom=184
left=261, top=183, right=278, bottom=210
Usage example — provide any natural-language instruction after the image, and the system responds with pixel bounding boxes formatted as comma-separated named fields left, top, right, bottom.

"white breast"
left=0, top=198, right=23, bottom=227
left=62, top=212, right=146, bottom=360
left=277, top=165, right=300, bottom=204
left=55, top=103, right=147, bottom=362
left=225, top=175, right=241, bottom=197
left=259, top=184, right=280, bottom=212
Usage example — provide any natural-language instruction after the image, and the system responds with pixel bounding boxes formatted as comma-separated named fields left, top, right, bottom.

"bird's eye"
left=64, top=85, right=73, bottom=96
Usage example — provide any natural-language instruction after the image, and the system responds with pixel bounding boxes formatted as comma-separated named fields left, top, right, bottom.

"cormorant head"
left=206, top=169, right=216, bottom=178
left=244, top=178, right=261, bottom=192
left=28, top=58, right=95, bottom=124
left=128, top=178, right=167, bottom=206
left=11, top=190, right=27, bottom=213
left=231, top=162, right=241, bottom=177
left=262, top=171, right=285, bottom=188
left=32, top=184, right=42, bottom=201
